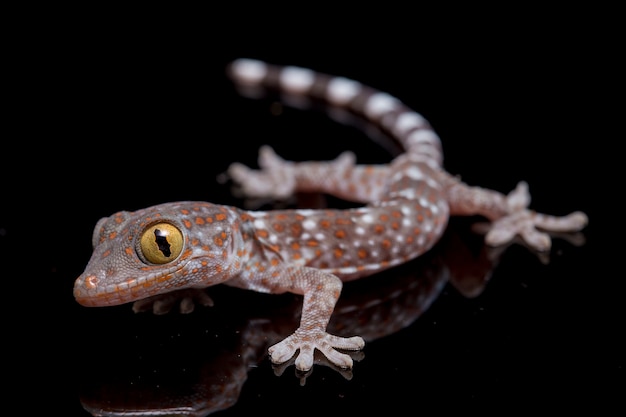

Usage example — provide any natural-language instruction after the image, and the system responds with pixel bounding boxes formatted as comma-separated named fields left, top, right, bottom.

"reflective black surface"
left=4, top=22, right=620, bottom=415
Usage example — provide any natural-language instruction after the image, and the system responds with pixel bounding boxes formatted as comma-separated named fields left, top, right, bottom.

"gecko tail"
left=226, top=58, right=443, bottom=168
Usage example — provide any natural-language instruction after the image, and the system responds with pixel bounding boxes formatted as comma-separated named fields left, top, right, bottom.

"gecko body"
left=74, top=59, right=588, bottom=371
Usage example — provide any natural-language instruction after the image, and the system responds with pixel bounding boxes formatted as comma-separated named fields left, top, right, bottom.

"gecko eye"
left=139, top=222, right=184, bottom=264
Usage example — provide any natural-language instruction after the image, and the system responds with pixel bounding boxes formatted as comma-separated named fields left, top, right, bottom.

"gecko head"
left=74, top=203, right=236, bottom=306
left=73, top=205, right=196, bottom=307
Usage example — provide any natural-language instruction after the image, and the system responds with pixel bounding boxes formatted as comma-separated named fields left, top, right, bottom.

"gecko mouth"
left=73, top=275, right=133, bottom=307
left=73, top=273, right=153, bottom=307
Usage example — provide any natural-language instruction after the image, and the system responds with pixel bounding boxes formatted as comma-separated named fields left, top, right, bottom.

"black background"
left=2, top=10, right=621, bottom=416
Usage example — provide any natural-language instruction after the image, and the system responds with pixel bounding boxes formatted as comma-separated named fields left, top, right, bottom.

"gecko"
left=73, top=58, right=588, bottom=372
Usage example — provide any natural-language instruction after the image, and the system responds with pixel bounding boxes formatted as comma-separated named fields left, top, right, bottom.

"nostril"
left=84, top=275, right=99, bottom=289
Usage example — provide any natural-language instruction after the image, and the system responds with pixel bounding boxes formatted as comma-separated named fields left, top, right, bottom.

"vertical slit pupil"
left=154, top=229, right=172, bottom=257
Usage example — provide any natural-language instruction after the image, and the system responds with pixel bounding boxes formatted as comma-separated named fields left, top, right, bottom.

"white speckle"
left=355, top=226, right=365, bottom=235
left=269, top=234, right=278, bottom=243
left=253, top=219, right=266, bottom=229
left=390, top=189, right=417, bottom=199
left=401, top=205, right=411, bottom=215
left=395, top=112, right=425, bottom=133
left=407, top=129, right=439, bottom=145
left=396, top=235, right=404, bottom=243
left=302, top=219, right=316, bottom=230
left=230, top=59, right=267, bottom=84
left=361, top=214, right=374, bottom=224
left=315, top=233, right=326, bottom=241
left=364, top=93, right=399, bottom=119
left=391, top=171, right=404, bottom=182
left=402, top=218, right=412, bottom=227
left=406, top=166, right=425, bottom=181
left=427, top=178, right=441, bottom=190
left=337, top=265, right=359, bottom=275
left=327, top=77, right=361, bottom=105
left=301, top=232, right=310, bottom=240
left=295, top=209, right=316, bottom=216
left=281, top=66, right=315, bottom=93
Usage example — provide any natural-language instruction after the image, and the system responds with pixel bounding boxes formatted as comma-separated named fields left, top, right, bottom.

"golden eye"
left=139, top=222, right=184, bottom=264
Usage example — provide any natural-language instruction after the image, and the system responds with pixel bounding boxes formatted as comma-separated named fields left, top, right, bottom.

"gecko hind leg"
left=227, top=145, right=356, bottom=200
left=482, top=182, right=588, bottom=251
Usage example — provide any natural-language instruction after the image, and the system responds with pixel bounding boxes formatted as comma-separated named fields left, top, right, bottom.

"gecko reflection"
left=77, top=222, right=585, bottom=416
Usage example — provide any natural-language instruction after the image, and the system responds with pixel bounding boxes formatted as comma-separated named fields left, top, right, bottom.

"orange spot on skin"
left=307, top=240, right=319, bottom=247
left=335, top=230, right=346, bottom=238
left=109, top=231, right=117, bottom=240
left=125, top=247, right=133, bottom=256
left=195, top=217, right=205, bottom=225
left=183, top=219, right=192, bottom=228
left=181, top=209, right=190, bottom=215
left=374, top=225, right=385, bottom=234
left=382, top=239, right=391, bottom=249
left=358, top=249, right=368, bottom=259
left=414, top=227, right=421, bottom=235
left=257, top=230, right=269, bottom=238
left=215, top=213, right=227, bottom=221
left=272, top=271, right=281, bottom=278
left=201, top=260, right=208, bottom=266
left=334, top=248, right=343, bottom=258
left=320, top=220, right=331, bottom=229
left=291, top=242, right=301, bottom=250
left=292, top=252, right=302, bottom=260
left=273, top=223, right=285, bottom=232
left=102, top=250, right=111, bottom=258
left=271, top=258, right=280, bottom=266
left=336, top=218, right=351, bottom=225
left=391, top=222, right=400, bottom=230
left=416, top=214, right=424, bottom=222
left=214, top=237, right=223, bottom=246
left=191, top=238, right=199, bottom=246
left=380, top=214, right=389, bottom=222
left=406, top=236, right=414, bottom=243
left=392, top=210, right=402, bottom=218
left=275, top=213, right=288, bottom=221
left=290, top=223, right=302, bottom=236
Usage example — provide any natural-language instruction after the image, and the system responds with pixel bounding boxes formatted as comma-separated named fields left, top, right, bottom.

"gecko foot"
left=227, top=145, right=296, bottom=199
left=483, top=182, right=589, bottom=251
left=268, top=330, right=365, bottom=372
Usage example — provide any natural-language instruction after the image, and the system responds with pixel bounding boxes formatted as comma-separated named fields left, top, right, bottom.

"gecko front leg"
left=235, top=265, right=364, bottom=371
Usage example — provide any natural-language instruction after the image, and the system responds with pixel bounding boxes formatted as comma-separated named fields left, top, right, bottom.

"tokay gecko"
left=74, top=59, right=588, bottom=372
